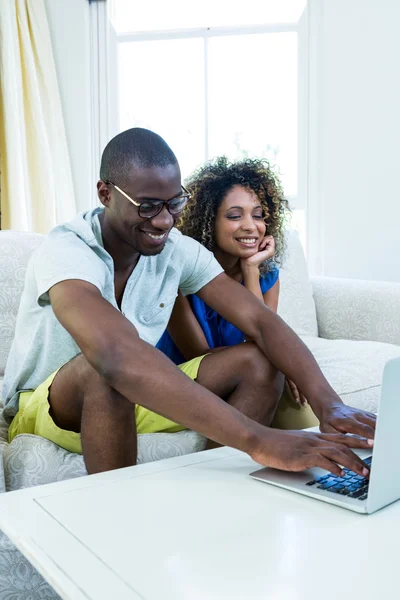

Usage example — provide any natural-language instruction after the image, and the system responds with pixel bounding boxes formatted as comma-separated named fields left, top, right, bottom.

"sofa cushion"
left=302, top=336, right=400, bottom=413
left=0, top=232, right=44, bottom=376
left=2, top=430, right=207, bottom=492
left=278, top=230, right=318, bottom=337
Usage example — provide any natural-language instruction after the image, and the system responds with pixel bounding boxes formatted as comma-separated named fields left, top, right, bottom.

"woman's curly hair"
left=178, top=156, right=291, bottom=275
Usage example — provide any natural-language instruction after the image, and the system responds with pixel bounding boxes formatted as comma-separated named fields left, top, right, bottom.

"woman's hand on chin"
left=240, top=235, right=275, bottom=270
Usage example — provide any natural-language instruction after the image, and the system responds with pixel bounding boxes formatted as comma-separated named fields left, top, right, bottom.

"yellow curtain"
left=0, top=0, right=76, bottom=232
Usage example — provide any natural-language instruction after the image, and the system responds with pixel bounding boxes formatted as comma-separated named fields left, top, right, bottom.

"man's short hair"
left=100, top=128, right=178, bottom=187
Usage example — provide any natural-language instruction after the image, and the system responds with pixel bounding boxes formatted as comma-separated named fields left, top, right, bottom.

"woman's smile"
left=234, top=236, right=259, bottom=248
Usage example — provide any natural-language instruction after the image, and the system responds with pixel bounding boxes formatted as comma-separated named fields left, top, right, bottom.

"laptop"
left=250, top=356, right=400, bottom=514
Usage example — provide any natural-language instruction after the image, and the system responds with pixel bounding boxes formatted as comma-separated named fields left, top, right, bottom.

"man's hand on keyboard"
left=249, top=428, right=373, bottom=477
left=318, top=403, right=376, bottom=440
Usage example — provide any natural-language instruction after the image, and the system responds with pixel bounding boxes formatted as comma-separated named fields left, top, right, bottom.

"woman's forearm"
left=242, top=267, right=264, bottom=302
left=242, top=267, right=278, bottom=312
left=167, top=293, right=210, bottom=360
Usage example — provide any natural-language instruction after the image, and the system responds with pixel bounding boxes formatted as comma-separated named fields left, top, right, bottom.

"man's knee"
left=68, top=354, right=107, bottom=390
left=49, top=353, right=115, bottom=431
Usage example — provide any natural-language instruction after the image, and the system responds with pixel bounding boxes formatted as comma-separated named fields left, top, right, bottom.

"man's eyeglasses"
left=104, top=180, right=191, bottom=219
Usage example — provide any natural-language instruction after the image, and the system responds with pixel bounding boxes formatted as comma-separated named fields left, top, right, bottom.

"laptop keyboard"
left=305, top=456, right=372, bottom=501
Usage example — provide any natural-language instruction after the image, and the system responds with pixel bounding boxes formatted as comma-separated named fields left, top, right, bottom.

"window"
left=102, top=1, right=307, bottom=240
left=111, top=0, right=306, bottom=32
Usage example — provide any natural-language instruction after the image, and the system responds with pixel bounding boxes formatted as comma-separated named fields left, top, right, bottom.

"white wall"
left=45, top=0, right=94, bottom=212
left=307, top=0, right=400, bottom=282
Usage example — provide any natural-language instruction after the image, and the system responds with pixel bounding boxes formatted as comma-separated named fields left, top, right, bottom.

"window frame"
left=90, top=3, right=309, bottom=221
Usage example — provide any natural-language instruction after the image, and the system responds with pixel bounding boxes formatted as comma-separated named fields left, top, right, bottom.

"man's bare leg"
left=195, top=343, right=285, bottom=448
left=47, top=344, right=283, bottom=472
left=48, top=354, right=137, bottom=474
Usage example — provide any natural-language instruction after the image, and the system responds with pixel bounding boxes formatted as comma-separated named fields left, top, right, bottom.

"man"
left=3, top=128, right=375, bottom=476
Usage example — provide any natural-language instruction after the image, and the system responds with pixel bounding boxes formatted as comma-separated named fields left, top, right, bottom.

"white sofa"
left=2, top=228, right=400, bottom=488
left=1, top=229, right=400, bottom=599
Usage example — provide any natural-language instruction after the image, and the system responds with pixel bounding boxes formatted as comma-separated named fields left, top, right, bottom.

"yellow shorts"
left=8, top=355, right=206, bottom=455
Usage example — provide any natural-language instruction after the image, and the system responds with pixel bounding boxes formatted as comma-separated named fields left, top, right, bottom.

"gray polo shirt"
left=2, top=207, right=223, bottom=419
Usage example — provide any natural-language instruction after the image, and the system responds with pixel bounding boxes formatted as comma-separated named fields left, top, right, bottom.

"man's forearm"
left=104, top=340, right=261, bottom=451
left=197, top=274, right=340, bottom=413
left=51, top=282, right=263, bottom=450
left=253, top=312, right=342, bottom=414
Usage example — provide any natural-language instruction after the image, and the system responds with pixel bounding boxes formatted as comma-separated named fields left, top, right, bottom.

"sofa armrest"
left=0, top=411, right=8, bottom=493
left=311, top=276, right=400, bottom=345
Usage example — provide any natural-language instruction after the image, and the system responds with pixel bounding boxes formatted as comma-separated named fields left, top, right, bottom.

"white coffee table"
left=0, top=446, right=399, bottom=600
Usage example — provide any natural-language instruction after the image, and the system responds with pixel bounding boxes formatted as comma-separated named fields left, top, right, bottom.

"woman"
left=157, top=156, right=315, bottom=423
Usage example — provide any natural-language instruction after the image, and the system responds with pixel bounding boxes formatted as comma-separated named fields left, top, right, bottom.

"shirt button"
left=159, top=303, right=165, bottom=308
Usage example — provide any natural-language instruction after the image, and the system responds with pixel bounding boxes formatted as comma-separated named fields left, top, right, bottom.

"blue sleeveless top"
left=156, top=268, right=279, bottom=365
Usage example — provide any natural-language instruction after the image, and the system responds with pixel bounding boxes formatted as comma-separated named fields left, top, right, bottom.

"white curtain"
left=0, top=0, right=76, bottom=232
